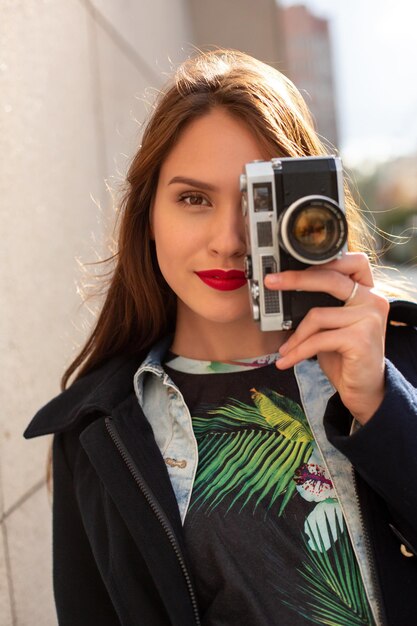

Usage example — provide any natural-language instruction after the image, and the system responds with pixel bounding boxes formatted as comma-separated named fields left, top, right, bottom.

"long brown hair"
left=62, top=48, right=375, bottom=388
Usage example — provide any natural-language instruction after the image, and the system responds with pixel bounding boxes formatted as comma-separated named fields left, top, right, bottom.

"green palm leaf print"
left=190, top=388, right=314, bottom=516
left=251, top=387, right=312, bottom=442
left=280, top=512, right=374, bottom=625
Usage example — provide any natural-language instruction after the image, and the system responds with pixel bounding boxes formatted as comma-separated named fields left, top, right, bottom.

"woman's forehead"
left=158, top=109, right=268, bottom=182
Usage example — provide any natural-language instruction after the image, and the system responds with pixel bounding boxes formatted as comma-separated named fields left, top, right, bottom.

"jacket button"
left=400, top=543, right=415, bottom=558
left=165, top=457, right=187, bottom=469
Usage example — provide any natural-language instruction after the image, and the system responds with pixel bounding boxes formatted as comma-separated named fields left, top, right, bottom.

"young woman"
left=25, top=49, right=417, bottom=626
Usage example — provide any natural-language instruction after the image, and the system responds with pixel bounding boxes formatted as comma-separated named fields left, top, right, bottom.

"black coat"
left=24, top=300, right=417, bottom=626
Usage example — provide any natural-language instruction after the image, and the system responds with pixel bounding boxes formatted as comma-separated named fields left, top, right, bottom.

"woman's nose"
left=208, top=203, right=246, bottom=259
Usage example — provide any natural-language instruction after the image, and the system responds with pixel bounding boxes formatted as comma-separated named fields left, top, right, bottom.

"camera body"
left=241, top=156, right=348, bottom=331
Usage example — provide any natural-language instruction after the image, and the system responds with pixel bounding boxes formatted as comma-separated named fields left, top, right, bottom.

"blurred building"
left=279, top=3, right=339, bottom=149
left=1, top=1, right=282, bottom=624
left=190, top=0, right=283, bottom=62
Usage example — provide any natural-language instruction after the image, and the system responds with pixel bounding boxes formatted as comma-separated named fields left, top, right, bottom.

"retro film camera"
left=240, top=156, right=348, bottom=331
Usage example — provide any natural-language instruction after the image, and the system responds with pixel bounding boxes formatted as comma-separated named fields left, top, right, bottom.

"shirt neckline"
left=164, top=352, right=281, bottom=374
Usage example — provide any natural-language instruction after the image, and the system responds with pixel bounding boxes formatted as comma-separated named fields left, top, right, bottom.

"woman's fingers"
left=264, top=252, right=375, bottom=300
left=277, top=308, right=385, bottom=368
left=277, top=327, right=357, bottom=369
left=276, top=318, right=386, bottom=424
left=265, top=268, right=365, bottom=303
left=278, top=292, right=388, bottom=362
left=278, top=306, right=360, bottom=358
left=314, top=252, right=375, bottom=287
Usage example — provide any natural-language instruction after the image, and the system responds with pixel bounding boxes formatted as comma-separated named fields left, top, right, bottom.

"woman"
left=25, top=49, right=417, bottom=626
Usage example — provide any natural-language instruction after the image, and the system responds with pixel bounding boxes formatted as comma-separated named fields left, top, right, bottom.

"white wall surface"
left=0, top=0, right=192, bottom=623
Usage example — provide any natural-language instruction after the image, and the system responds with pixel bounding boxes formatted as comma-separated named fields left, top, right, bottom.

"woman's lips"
left=195, top=269, right=247, bottom=291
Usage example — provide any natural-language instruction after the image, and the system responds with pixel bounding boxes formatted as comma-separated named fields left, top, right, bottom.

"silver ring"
left=344, top=280, right=359, bottom=305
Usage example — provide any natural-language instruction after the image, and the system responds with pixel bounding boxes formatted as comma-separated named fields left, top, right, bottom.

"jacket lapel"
left=79, top=393, right=196, bottom=626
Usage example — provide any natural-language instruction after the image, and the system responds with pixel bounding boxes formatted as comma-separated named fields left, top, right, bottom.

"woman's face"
left=151, top=107, right=268, bottom=331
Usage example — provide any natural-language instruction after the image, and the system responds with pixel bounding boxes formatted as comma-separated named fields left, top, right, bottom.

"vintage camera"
left=240, top=156, right=348, bottom=331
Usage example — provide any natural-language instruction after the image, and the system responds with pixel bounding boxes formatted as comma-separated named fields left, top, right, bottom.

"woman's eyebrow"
left=168, top=176, right=218, bottom=191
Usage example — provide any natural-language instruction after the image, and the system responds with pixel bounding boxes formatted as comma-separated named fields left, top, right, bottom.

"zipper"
left=105, top=416, right=201, bottom=626
left=352, top=467, right=386, bottom=626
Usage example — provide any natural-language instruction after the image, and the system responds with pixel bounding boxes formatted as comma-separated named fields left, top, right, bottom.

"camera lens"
left=280, top=196, right=347, bottom=264
left=293, top=206, right=338, bottom=253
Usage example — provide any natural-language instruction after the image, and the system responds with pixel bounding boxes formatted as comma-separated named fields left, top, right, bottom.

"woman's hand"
left=265, top=253, right=390, bottom=425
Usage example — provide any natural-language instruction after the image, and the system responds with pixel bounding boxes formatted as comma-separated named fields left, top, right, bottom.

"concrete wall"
left=1, top=1, right=285, bottom=623
left=1, top=1, right=192, bottom=623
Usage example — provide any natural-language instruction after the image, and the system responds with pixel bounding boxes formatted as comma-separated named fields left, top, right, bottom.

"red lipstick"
left=195, top=269, right=247, bottom=291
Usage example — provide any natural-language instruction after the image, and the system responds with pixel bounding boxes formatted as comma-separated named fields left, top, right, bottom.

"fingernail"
left=265, top=273, right=281, bottom=286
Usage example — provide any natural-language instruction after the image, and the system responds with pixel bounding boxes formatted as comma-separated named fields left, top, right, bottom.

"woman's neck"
left=171, top=312, right=288, bottom=361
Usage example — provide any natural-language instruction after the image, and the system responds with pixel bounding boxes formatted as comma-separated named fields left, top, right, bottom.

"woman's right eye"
left=178, top=193, right=210, bottom=207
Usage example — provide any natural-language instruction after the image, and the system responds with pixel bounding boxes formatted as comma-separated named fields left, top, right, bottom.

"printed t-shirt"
left=164, top=353, right=373, bottom=626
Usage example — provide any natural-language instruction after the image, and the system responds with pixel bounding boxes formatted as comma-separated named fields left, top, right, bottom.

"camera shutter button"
left=251, top=282, right=260, bottom=301
left=244, top=256, right=252, bottom=279
left=242, top=194, right=248, bottom=216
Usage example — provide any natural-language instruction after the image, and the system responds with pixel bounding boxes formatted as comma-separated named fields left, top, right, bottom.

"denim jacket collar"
left=134, top=335, right=172, bottom=405
left=134, top=337, right=199, bottom=525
